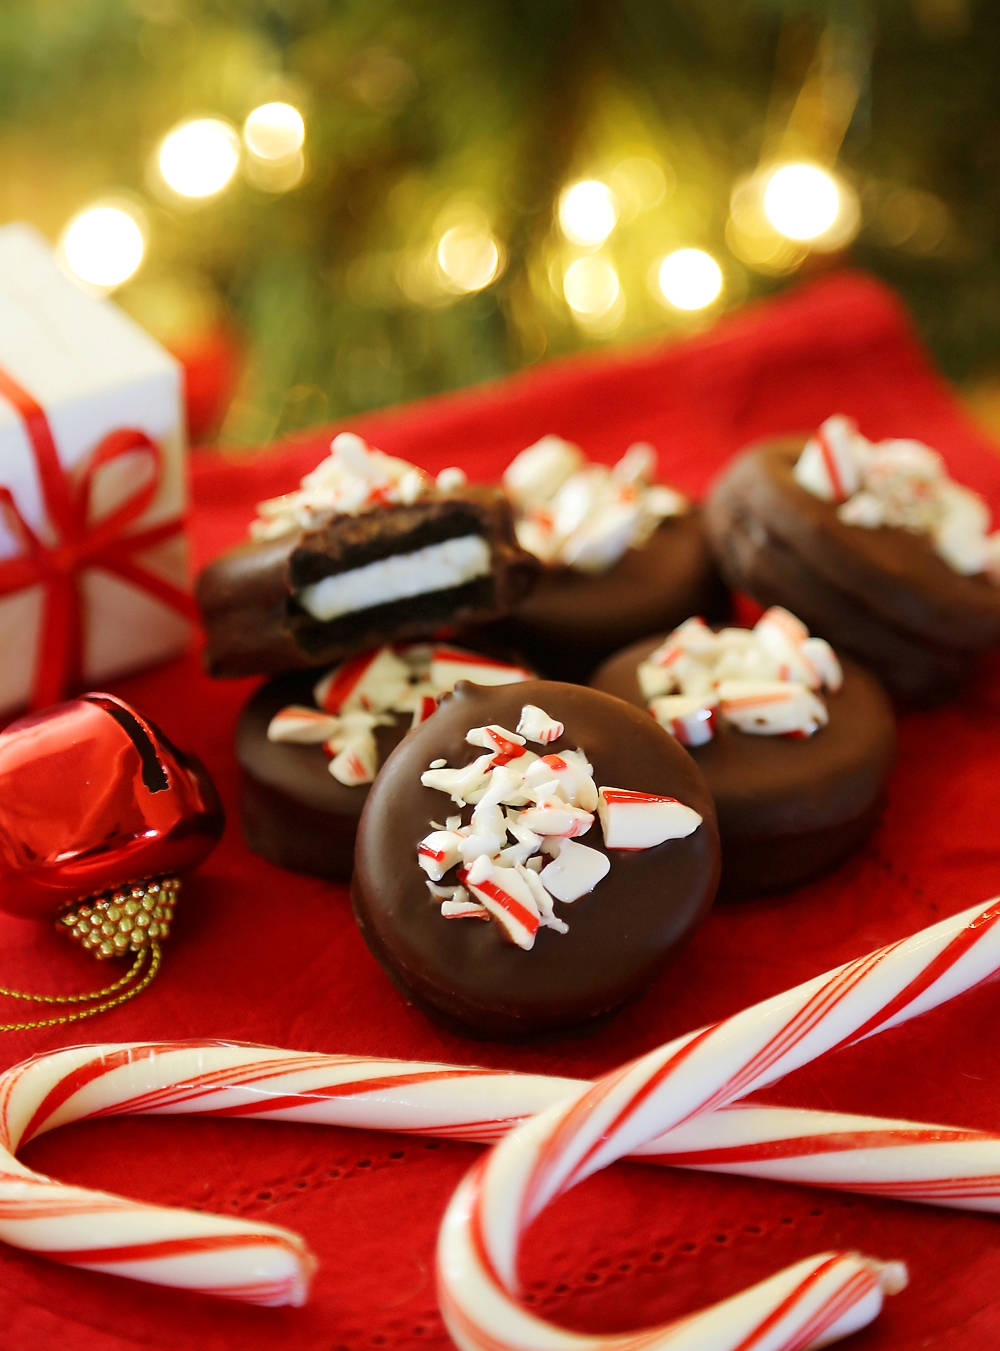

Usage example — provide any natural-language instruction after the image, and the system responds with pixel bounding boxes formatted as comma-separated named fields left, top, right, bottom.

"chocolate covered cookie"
left=706, top=418, right=1000, bottom=704
left=591, top=609, right=896, bottom=897
left=480, top=437, right=720, bottom=682
left=237, top=644, right=532, bottom=881
left=352, top=679, right=720, bottom=1039
left=196, top=434, right=538, bottom=678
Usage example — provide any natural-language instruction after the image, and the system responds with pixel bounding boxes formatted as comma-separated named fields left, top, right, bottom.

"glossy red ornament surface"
left=0, top=693, right=224, bottom=920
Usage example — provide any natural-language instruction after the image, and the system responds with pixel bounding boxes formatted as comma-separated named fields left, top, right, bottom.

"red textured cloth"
left=4, top=270, right=1000, bottom=1351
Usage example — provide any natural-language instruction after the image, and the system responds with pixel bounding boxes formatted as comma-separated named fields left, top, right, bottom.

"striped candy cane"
left=0, top=900, right=996, bottom=1329
left=437, top=895, right=1000, bottom=1351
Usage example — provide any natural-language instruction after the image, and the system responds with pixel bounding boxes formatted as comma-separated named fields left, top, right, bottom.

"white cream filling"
left=297, top=533, right=491, bottom=623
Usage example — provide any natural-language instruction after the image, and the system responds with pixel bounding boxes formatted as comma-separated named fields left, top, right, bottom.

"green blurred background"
left=4, top=0, right=1000, bottom=445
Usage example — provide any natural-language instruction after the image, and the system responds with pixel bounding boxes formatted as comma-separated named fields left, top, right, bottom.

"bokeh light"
left=563, top=255, right=620, bottom=316
left=656, top=249, right=723, bottom=310
left=763, top=163, right=840, bottom=241
left=158, top=118, right=240, bottom=198
left=558, top=181, right=619, bottom=247
left=243, top=103, right=305, bottom=161
left=436, top=225, right=503, bottom=293
left=60, top=205, right=145, bottom=289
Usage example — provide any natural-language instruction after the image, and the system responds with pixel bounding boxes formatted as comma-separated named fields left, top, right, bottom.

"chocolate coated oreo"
left=196, top=487, right=538, bottom=678
left=478, top=513, right=721, bottom=684
left=352, top=679, right=720, bottom=1039
left=592, top=635, right=896, bottom=897
left=706, top=439, right=1000, bottom=703
left=236, top=671, right=411, bottom=881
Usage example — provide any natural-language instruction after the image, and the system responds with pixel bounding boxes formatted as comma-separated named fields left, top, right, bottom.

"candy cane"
left=0, top=900, right=998, bottom=1325
left=437, top=895, right=1000, bottom=1351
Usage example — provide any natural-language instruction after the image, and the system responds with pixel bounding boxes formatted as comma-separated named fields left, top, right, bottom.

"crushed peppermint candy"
left=249, top=432, right=466, bottom=541
left=267, top=643, right=530, bottom=788
left=639, top=609, right=841, bottom=744
left=417, top=704, right=703, bottom=949
left=794, top=415, right=1000, bottom=580
left=503, top=436, right=687, bottom=575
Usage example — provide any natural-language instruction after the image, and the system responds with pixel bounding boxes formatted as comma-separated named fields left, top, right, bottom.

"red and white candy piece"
left=518, top=796, right=594, bottom=840
left=418, top=829, right=466, bottom=881
left=515, top=704, right=564, bottom=745
left=717, top=679, right=828, bottom=737
left=426, top=882, right=490, bottom=920
left=459, top=857, right=541, bottom=949
left=793, top=414, right=864, bottom=503
left=649, top=694, right=717, bottom=747
left=430, top=647, right=532, bottom=691
left=537, top=838, right=610, bottom=902
left=266, top=706, right=341, bottom=744
left=597, top=787, right=702, bottom=849
left=522, top=752, right=598, bottom=811
left=754, top=606, right=843, bottom=693
left=411, top=694, right=439, bottom=727
left=314, top=646, right=410, bottom=714
left=327, top=734, right=378, bottom=786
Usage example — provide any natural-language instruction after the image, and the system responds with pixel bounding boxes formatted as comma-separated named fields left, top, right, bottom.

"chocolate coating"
left=196, top=487, right=538, bottom=678
left=352, top=679, right=720, bottom=1039
left=706, top=439, right=1000, bottom=704
left=236, top=671, right=411, bottom=882
left=478, top=513, right=723, bottom=684
left=591, top=636, right=896, bottom=898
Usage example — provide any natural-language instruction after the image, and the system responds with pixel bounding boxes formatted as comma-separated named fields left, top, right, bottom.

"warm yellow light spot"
left=563, top=255, right=620, bottom=316
left=436, top=226, right=503, bottom=293
left=559, top=181, right=619, bottom=247
left=158, top=119, right=240, bottom=198
left=763, top=163, right=840, bottom=241
left=657, top=249, right=723, bottom=311
left=61, top=206, right=145, bottom=289
left=243, top=103, right=306, bottom=161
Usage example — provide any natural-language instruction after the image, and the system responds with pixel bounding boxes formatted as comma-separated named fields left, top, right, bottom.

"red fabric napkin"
left=4, top=269, right=1000, bottom=1351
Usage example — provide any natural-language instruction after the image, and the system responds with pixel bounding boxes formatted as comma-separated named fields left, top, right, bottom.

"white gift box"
left=0, top=222, right=191, bottom=714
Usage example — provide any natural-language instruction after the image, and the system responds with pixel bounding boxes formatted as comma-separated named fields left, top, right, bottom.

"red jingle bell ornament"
left=0, top=693, right=224, bottom=1029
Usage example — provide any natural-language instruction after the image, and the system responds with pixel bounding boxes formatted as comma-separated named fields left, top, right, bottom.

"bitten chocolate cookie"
left=237, top=645, right=532, bottom=882
left=196, top=434, right=538, bottom=678
left=352, top=679, right=720, bottom=1039
left=479, top=437, right=721, bottom=682
left=591, top=612, right=896, bottom=898
left=705, top=421, right=1000, bottom=704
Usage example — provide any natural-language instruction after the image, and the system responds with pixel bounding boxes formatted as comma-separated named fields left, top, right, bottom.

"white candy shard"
left=418, top=831, right=466, bottom=881
left=516, top=704, right=564, bottom=745
left=598, top=787, right=702, bottom=850
left=801, top=636, right=843, bottom=693
left=649, top=694, right=717, bottom=747
left=516, top=864, right=568, bottom=933
left=441, top=897, right=490, bottom=919
left=538, top=838, right=611, bottom=902
left=420, top=753, right=494, bottom=804
left=522, top=752, right=598, bottom=811
left=518, top=796, right=594, bottom=839
left=459, top=859, right=541, bottom=950
left=429, top=647, right=532, bottom=690
left=793, top=415, right=864, bottom=503
left=435, top=466, right=468, bottom=492
left=266, top=706, right=341, bottom=744
left=717, top=680, right=828, bottom=737
left=503, top=435, right=584, bottom=510
left=328, top=734, right=378, bottom=787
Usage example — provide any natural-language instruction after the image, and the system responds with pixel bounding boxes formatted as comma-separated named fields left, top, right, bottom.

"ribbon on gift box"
left=0, top=367, right=198, bottom=711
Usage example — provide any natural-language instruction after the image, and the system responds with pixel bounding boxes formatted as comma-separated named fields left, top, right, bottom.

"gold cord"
left=0, top=941, right=161, bottom=1033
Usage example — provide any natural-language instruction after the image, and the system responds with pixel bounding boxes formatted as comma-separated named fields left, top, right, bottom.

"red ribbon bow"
left=0, top=368, right=198, bottom=711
